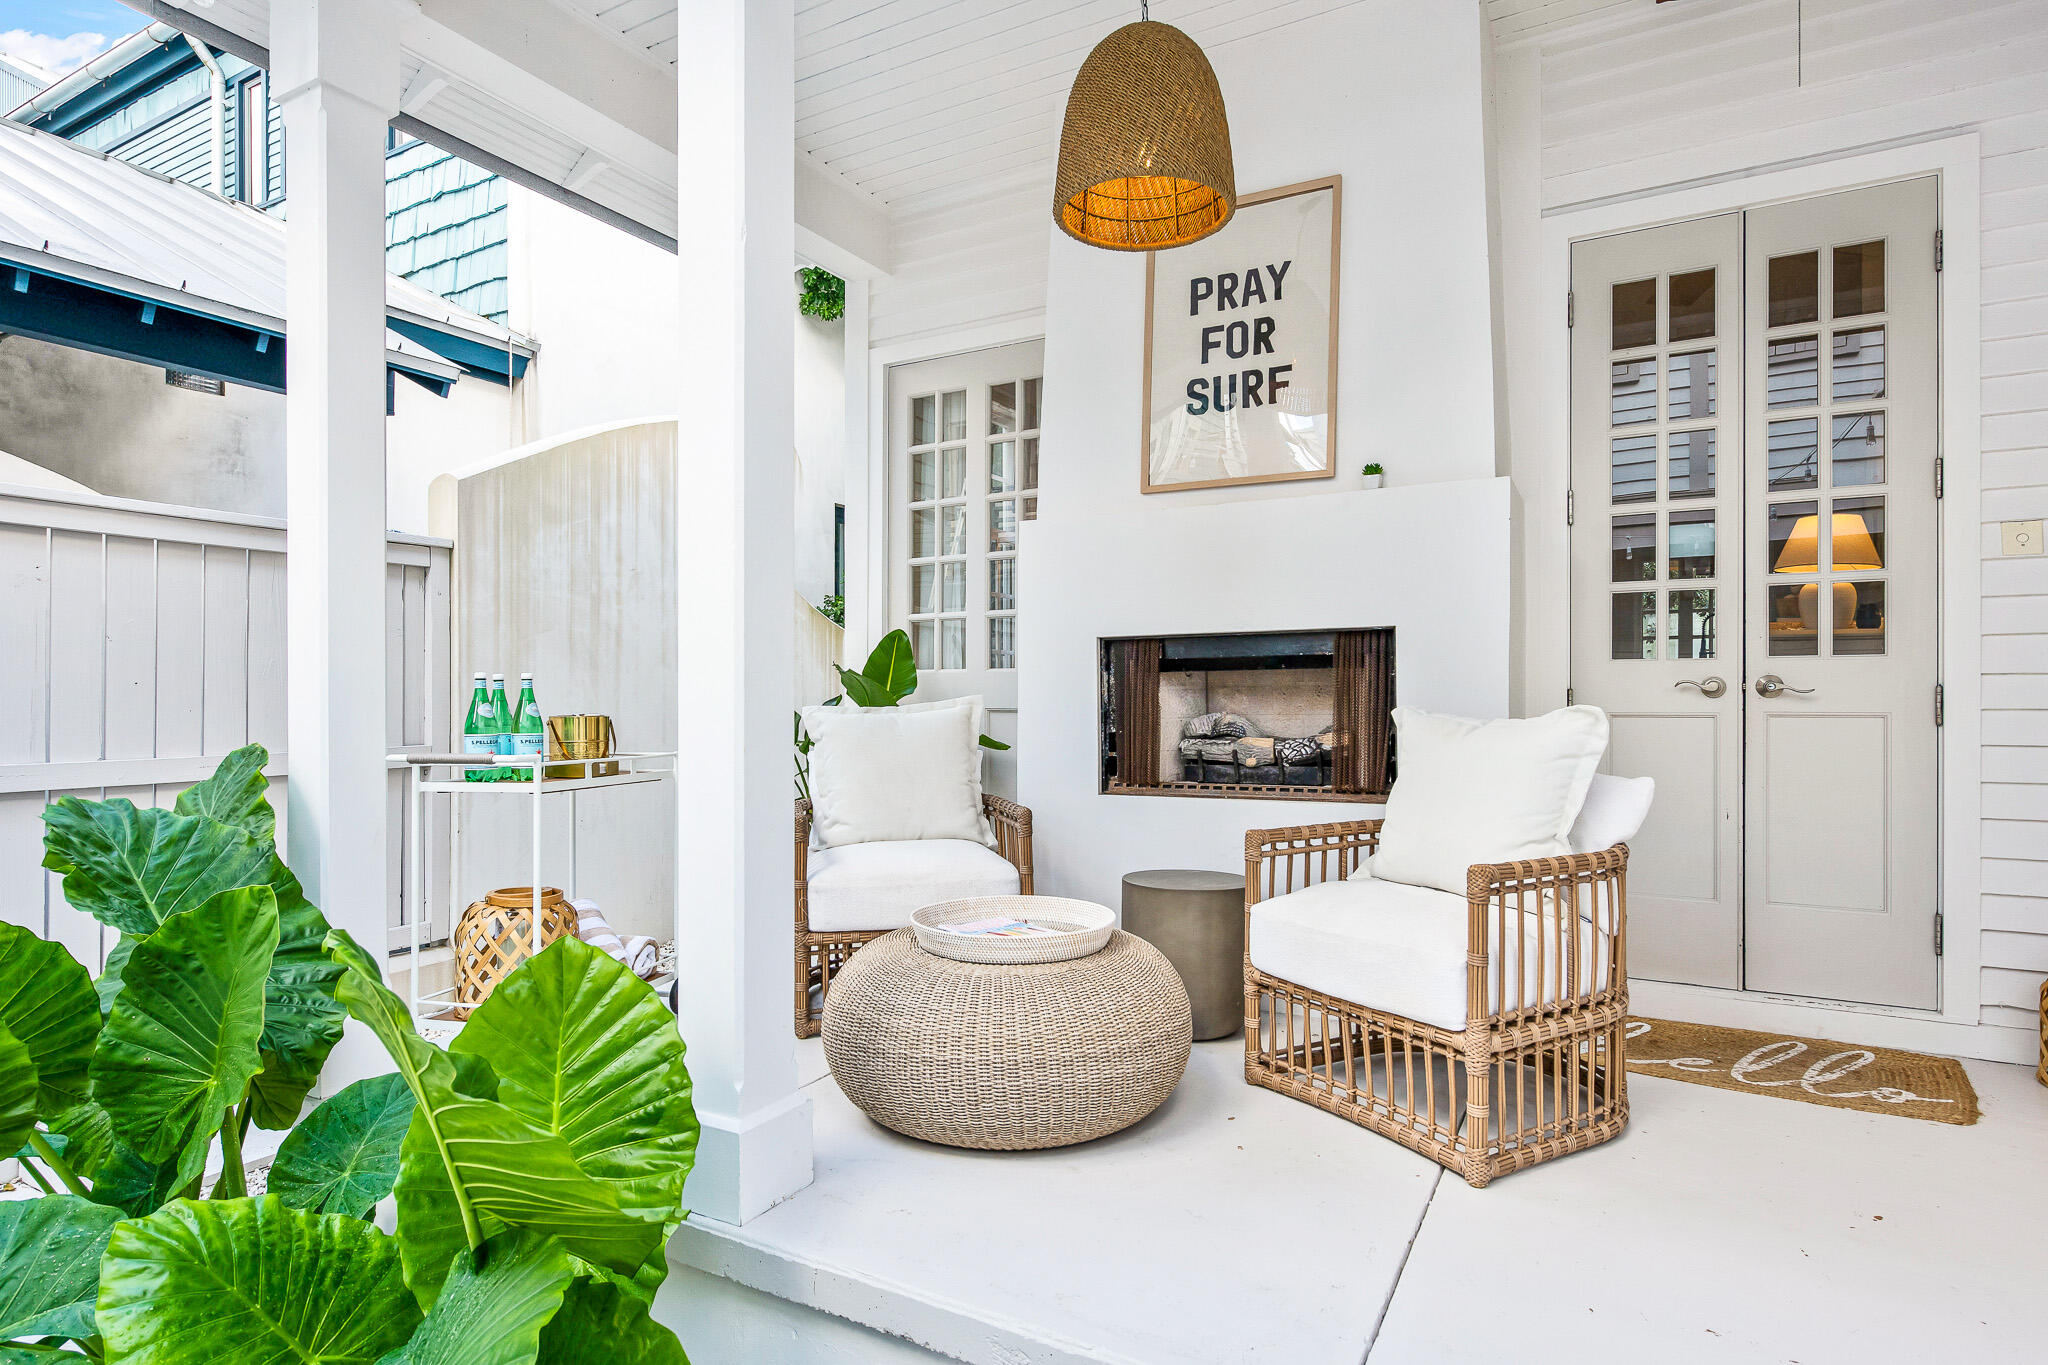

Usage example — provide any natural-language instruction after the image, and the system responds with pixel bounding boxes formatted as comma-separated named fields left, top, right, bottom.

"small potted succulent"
left=1360, top=462, right=1385, bottom=490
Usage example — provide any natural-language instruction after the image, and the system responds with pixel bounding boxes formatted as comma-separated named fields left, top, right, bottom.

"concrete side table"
left=1121, top=869, right=1246, bottom=1041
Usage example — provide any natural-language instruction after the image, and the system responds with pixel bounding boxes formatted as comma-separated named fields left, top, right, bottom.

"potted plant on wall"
left=1360, top=462, right=1385, bottom=490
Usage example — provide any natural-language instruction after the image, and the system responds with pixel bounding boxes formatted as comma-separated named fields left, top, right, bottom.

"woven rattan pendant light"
left=1053, top=6, right=1236, bottom=252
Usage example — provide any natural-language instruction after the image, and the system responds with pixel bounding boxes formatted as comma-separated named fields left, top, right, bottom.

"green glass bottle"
left=508, top=673, right=544, bottom=779
left=462, top=674, right=498, bottom=782
left=489, top=674, right=514, bottom=780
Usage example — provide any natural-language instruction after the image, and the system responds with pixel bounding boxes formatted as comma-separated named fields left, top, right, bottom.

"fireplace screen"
left=1100, top=629, right=1394, bottom=801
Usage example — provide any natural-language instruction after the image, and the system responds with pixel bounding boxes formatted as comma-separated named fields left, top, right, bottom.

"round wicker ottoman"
left=822, top=928, right=1192, bottom=1150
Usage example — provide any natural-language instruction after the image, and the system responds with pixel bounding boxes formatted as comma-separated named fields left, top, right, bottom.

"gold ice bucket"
left=546, top=714, right=617, bottom=777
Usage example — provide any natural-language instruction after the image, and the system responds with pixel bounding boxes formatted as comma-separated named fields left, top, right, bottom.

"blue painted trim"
left=386, top=317, right=528, bottom=385
left=139, top=301, right=157, bottom=325
left=0, top=265, right=284, bottom=390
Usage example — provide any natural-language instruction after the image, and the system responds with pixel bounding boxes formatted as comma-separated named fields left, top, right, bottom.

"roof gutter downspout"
left=183, top=36, right=227, bottom=199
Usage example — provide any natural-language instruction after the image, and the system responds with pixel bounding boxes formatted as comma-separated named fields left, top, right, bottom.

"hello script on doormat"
left=1624, top=1017, right=1980, bottom=1125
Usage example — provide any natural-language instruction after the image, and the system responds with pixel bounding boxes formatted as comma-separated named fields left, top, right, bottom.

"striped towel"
left=570, top=899, right=661, bottom=980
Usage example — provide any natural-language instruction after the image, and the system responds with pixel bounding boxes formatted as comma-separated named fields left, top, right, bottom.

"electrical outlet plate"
left=2000, top=520, right=2044, bottom=556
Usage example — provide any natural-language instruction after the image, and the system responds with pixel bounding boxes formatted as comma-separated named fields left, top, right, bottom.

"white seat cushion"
left=1248, top=875, right=1611, bottom=1033
left=805, top=839, right=1020, bottom=932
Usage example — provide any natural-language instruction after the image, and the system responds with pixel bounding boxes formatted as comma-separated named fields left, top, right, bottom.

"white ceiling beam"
left=795, top=149, right=891, bottom=280
left=398, top=63, right=450, bottom=115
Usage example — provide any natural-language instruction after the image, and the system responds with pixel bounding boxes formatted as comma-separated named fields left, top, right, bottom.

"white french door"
left=1569, top=178, right=1941, bottom=1009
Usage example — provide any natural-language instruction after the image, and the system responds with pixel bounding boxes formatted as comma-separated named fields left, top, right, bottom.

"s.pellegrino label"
left=462, top=674, right=499, bottom=782
left=507, top=673, right=544, bottom=778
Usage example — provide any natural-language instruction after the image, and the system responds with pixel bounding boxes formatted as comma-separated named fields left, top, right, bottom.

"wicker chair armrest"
left=982, top=794, right=1035, bottom=893
left=794, top=798, right=812, bottom=884
left=1243, top=819, right=1382, bottom=905
left=1462, top=843, right=1630, bottom=1030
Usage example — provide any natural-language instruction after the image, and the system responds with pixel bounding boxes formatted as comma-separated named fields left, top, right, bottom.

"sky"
left=0, top=1, right=145, bottom=79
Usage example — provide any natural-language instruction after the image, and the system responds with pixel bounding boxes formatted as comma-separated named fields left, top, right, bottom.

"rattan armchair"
left=795, top=794, right=1034, bottom=1038
left=1243, top=819, right=1629, bottom=1186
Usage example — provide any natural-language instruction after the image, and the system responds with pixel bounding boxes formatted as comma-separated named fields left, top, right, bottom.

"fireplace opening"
left=1099, top=629, right=1394, bottom=801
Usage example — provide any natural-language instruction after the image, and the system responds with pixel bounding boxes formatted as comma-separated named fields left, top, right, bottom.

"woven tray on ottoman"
left=822, top=927, right=1192, bottom=1150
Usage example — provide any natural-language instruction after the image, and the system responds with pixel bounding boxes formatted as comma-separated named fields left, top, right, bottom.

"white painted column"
left=672, top=0, right=813, bottom=1224
left=272, top=0, right=400, bottom=1084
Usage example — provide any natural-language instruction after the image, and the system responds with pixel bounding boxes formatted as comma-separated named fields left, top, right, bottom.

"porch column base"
left=684, top=1089, right=815, bottom=1227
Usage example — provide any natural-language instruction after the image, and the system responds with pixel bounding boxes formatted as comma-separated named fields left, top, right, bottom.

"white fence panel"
left=0, top=485, right=452, bottom=967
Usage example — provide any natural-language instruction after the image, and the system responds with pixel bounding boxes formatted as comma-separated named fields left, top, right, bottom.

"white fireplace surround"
left=1019, top=477, right=1513, bottom=909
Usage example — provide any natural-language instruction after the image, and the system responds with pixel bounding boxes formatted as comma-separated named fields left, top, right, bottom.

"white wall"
left=1489, top=0, right=2048, bottom=1057
left=794, top=305, right=846, bottom=607
left=387, top=372, right=520, bottom=534
left=1017, top=0, right=1508, bottom=905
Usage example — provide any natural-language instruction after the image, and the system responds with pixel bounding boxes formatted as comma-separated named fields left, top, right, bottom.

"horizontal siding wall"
left=110, top=100, right=213, bottom=191
left=1512, top=0, right=2047, bottom=1044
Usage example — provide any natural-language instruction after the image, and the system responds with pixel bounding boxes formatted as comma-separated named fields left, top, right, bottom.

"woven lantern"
left=1053, top=17, right=1236, bottom=252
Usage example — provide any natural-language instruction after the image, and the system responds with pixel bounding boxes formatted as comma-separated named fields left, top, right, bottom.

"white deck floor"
left=668, top=1038, right=2047, bottom=1364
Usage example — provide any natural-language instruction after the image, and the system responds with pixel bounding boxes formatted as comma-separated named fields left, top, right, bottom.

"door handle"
left=1673, top=676, right=1727, bottom=698
left=1753, top=674, right=1814, bottom=699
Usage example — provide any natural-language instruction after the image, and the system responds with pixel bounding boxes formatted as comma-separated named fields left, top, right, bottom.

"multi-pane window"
left=985, top=377, right=1040, bottom=670
left=906, top=390, right=970, bottom=671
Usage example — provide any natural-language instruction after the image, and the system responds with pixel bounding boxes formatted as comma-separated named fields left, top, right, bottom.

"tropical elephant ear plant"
left=794, top=627, right=1010, bottom=798
left=0, top=744, right=699, bottom=1362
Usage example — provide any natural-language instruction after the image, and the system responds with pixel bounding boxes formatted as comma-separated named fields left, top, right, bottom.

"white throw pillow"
left=1368, top=706, right=1610, bottom=895
left=800, top=694, right=997, bottom=846
left=806, top=703, right=987, bottom=849
left=1569, top=773, right=1655, bottom=854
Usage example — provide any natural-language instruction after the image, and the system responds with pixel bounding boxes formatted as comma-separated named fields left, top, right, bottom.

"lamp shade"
left=1773, top=512, right=1881, bottom=574
left=1053, top=20, right=1236, bottom=251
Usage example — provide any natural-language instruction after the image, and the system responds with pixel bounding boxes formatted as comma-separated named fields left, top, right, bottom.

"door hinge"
left=1566, top=489, right=1576, bottom=525
left=1934, top=229, right=1944, bottom=273
left=1934, top=456, right=1944, bottom=499
left=1934, top=912, right=1945, bottom=957
left=1566, top=687, right=1575, bottom=706
left=1934, top=682, right=1944, bottom=727
left=1567, top=290, right=1576, bottom=328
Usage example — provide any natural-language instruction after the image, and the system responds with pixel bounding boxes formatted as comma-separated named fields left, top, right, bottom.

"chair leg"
left=1461, top=1051, right=1494, bottom=1189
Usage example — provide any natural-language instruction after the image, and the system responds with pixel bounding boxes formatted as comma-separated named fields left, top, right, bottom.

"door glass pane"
left=940, top=618, right=965, bottom=670
left=1667, top=429, right=1715, bottom=499
left=1767, top=417, right=1819, bottom=490
left=1667, top=350, right=1716, bottom=419
left=1022, top=437, right=1040, bottom=490
left=941, top=561, right=966, bottom=612
left=1022, top=378, right=1041, bottom=429
left=1831, top=412, right=1885, bottom=486
left=1836, top=581, right=1886, bottom=655
left=1668, top=268, right=1715, bottom=342
left=1612, top=433, right=1656, bottom=502
left=1611, top=592, right=1656, bottom=660
left=1832, top=495, right=1885, bottom=570
left=1769, top=499, right=1821, bottom=574
left=989, top=616, right=1016, bottom=670
left=1667, top=588, right=1716, bottom=659
left=941, top=390, right=966, bottom=441
left=912, top=619, right=935, bottom=669
left=1832, top=326, right=1886, bottom=399
left=990, top=441, right=1016, bottom=492
left=912, top=395, right=935, bottom=446
left=940, top=447, right=966, bottom=497
left=1022, top=494, right=1038, bottom=521
left=1766, top=335, right=1819, bottom=407
left=1768, top=251, right=1819, bottom=326
left=911, top=508, right=936, bottom=557
left=911, top=563, right=935, bottom=613
left=1833, top=240, right=1885, bottom=318
left=989, top=381, right=1016, bottom=435
left=990, top=498, right=1018, bottom=552
left=989, top=557, right=1015, bottom=611
left=1610, top=360, right=1656, bottom=426
left=1611, top=278, right=1656, bottom=350
left=1612, top=514, right=1656, bottom=581
left=1769, top=584, right=1818, bottom=655
left=940, top=505, right=966, bottom=555
left=911, top=450, right=935, bottom=501
left=1668, top=508, right=1715, bottom=579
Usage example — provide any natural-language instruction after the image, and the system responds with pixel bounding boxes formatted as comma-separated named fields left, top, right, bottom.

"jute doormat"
left=1625, top=1016, right=1979, bottom=1125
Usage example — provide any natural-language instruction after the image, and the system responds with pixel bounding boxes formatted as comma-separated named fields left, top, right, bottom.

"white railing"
left=0, top=483, right=453, bottom=967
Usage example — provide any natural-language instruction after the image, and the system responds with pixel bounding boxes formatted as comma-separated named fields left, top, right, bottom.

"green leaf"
left=326, top=930, right=664, bottom=1307
left=0, top=1025, right=33, bottom=1158
left=834, top=667, right=892, bottom=708
left=40, top=797, right=274, bottom=936
left=537, top=1277, right=690, bottom=1365
left=375, top=1231, right=572, bottom=1365
left=272, top=1072, right=417, bottom=1217
left=96, top=934, right=137, bottom=1018
left=89, top=1138, right=185, bottom=1217
left=0, top=1193, right=123, bottom=1342
left=92, top=886, right=277, bottom=1185
left=97, top=1197, right=422, bottom=1364
left=41, top=1098, right=114, bottom=1181
left=978, top=733, right=1011, bottom=750
left=453, top=936, right=697, bottom=1224
left=0, top=922, right=99, bottom=1117
left=172, top=742, right=276, bottom=840
left=247, top=861, right=346, bottom=1130
left=860, top=628, right=918, bottom=701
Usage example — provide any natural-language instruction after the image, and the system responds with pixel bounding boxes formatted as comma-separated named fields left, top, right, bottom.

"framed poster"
left=1141, top=176, right=1341, bottom=493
